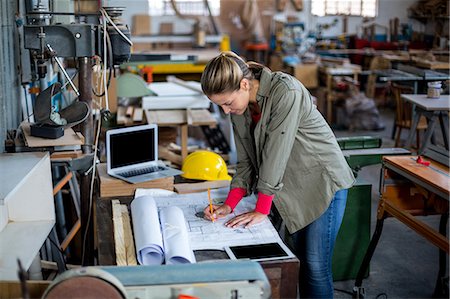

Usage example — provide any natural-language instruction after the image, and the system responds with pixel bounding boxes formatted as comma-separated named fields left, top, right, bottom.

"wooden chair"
left=391, top=83, right=428, bottom=148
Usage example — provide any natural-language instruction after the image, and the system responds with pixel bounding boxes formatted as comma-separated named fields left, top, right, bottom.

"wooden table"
left=319, top=65, right=360, bottom=123
left=402, top=94, right=450, bottom=154
left=354, top=155, right=449, bottom=297
left=96, top=197, right=300, bottom=299
left=145, top=109, right=216, bottom=162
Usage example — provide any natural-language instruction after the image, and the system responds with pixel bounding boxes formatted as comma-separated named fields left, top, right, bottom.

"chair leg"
left=394, top=126, right=402, bottom=147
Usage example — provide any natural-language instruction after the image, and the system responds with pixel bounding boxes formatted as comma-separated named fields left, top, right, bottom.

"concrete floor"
left=332, top=107, right=448, bottom=299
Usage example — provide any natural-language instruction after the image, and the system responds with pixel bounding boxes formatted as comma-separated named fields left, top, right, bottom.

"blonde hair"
left=201, top=51, right=265, bottom=96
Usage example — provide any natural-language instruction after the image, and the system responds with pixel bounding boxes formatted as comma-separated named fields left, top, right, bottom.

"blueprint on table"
left=150, top=188, right=284, bottom=251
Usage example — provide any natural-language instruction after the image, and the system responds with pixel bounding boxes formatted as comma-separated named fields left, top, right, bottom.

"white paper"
left=152, top=189, right=284, bottom=251
left=149, top=82, right=199, bottom=97
left=134, top=188, right=176, bottom=198
left=160, top=206, right=196, bottom=264
left=142, top=95, right=210, bottom=110
left=130, top=196, right=164, bottom=265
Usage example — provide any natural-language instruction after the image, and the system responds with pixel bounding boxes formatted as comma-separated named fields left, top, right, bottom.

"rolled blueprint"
left=130, top=196, right=164, bottom=265
left=160, top=206, right=196, bottom=264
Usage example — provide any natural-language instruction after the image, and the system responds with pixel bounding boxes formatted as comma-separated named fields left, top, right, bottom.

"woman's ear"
left=240, top=78, right=250, bottom=91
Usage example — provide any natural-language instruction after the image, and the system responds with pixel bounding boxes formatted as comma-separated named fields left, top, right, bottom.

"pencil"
left=208, top=188, right=215, bottom=222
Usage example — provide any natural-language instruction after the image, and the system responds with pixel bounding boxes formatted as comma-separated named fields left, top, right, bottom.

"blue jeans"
left=292, top=189, right=348, bottom=299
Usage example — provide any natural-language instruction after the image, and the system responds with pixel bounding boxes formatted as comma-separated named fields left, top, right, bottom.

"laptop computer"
left=106, top=124, right=183, bottom=184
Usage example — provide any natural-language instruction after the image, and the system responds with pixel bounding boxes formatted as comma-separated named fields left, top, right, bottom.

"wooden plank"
left=383, top=156, right=449, bottom=196
left=116, top=106, right=127, bottom=125
left=121, top=205, right=137, bottom=265
left=145, top=109, right=216, bottom=127
left=21, top=122, right=83, bottom=148
left=97, top=197, right=134, bottom=265
left=145, top=109, right=186, bottom=125
left=174, top=180, right=231, bottom=194
left=0, top=281, right=50, bottom=299
left=40, top=260, right=79, bottom=270
left=158, top=146, right=183, bottom=166
left=97, top=163, right=174, bottom=197
left=181, top=124, right=188, bottom=161
left=132, top=107, right=143, bottom=122
left=384, top=200, right=449, bottom=253
left=60, top=219, right=80, bottom=251
left=126, top=106, right=134, bottom=117
left=411, top=56, right=450, bottom=70
left=189, top=109, right=217, bottom=127
left=50, top=150, right=83, bottom=161
left=112, top=200, right=127, bottom=266
left=186, top=108, right=193, bottom=125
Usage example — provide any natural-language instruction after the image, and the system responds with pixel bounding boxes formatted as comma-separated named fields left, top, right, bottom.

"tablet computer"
left=224, top=242, right=295, bottom=262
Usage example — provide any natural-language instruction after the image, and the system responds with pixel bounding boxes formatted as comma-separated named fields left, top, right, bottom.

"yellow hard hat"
left=181, top=151, right=231, bottom=181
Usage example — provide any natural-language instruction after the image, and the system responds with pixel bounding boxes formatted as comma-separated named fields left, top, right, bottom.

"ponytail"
left=201, top=51, right=267, bottom=96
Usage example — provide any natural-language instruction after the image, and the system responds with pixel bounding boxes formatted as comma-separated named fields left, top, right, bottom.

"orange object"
left=141, top=66, right=154, bottom=83
left=29, top=86, right=40, bottom=94
left=178, top=295, right=200, bottom=299
left=245, top=42, right=269, bottom=51
left=208, top=188, right=215, bottom=222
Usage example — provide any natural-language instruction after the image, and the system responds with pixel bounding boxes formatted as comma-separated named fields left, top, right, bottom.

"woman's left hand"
left=225, top=211, right=267, bottom=228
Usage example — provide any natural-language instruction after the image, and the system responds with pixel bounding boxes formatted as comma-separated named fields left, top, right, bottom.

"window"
left=148, top=0, right=220, bottom=16
left=311, top=0, right=377, bottom=17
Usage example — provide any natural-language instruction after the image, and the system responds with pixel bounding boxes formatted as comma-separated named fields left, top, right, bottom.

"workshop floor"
left=332, top=106, right=448, bottom=299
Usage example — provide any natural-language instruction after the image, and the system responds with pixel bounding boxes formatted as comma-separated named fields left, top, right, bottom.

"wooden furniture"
left=96, top=197, right=300, bottom=299
left=319, top=64, right=361, bottom=123
left=366, top=56, right=391, bottom=100
left=97, top=163, right=174, bottom=198
left=0, top=152, right=55, bottom=280
left=402, top=94, right=450, bottom=154
left=391, top=84, right=428, bottom=148
left=145, top=109, right=217, bottom=162
left=354, top=155, right=449, bottom=297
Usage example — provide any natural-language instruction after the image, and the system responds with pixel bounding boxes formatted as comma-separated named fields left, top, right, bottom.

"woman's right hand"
left=203, top=204, right=232, bottom=221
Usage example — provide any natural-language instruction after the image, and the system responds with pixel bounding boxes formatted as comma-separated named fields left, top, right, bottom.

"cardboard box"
left=294, top=63, right=319, bottom=89
left=132, top=15, right=151, bottom=36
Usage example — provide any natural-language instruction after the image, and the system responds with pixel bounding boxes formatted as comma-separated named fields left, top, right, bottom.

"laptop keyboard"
left=118, top=166, right=167, bottom=178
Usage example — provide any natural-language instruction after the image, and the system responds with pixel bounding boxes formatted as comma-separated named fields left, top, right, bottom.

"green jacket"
left=230, top=68, right=355, bottom=234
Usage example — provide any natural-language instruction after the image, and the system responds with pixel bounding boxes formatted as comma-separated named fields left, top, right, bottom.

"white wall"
left=105, top=0, right=195, bottom=34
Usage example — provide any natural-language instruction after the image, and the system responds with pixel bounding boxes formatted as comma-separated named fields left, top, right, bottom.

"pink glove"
left=255, top=192, right=274, bottom=215
left=224, top=188, right=247, bottom=211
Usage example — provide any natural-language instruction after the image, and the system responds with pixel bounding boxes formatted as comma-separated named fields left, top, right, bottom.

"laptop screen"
left=109, top=127, right=156, bottom=169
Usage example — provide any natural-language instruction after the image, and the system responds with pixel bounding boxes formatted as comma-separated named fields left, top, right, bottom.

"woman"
left=201, top=51, right=355, bottom=298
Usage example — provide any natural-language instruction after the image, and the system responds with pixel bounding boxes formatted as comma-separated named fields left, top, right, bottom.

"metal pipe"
left=78, top=56, right=94, bottom=265
left=78, top=56, right=93, bottom=154
left=47, top=44, right=80, bottom=96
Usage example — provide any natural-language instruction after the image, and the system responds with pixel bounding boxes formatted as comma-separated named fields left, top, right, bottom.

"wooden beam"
left=121, top=205, right=137, bottom=265
left=112, top=200, right=127, bottom=266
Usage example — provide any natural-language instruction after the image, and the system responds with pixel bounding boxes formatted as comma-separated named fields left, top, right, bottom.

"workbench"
left=354, top=155, right=449, bottom=298
left=145, top=109, right=217, bottom=162
left=95, top=196, right=299, bottom=299
left=402, top=94, right=450, bottom=154
left=319, top=64, right=361, bottom=123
